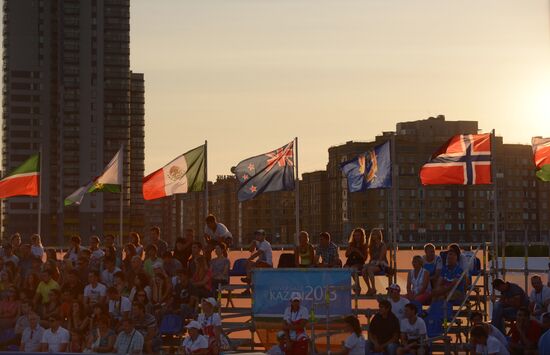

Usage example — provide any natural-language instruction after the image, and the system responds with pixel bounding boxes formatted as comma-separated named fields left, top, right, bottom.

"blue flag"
left=233, top=141, right=295, bottom=202
left=341, top=140, right=392, bottom=192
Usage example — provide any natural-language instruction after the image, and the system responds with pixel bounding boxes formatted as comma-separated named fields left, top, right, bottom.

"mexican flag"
left=143, top=144, right=205, bottom=200
left=0, top=154, right=40, bottom=198
left=532, top=137, right=550, bottom=182
left=64, top=146, right=123, bottom=206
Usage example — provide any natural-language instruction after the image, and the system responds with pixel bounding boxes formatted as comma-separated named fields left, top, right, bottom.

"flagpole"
left=119, top=145, right=124, bottom=248
left=491, top=129, right=499, bottom=278
left=38, top=147, right=43, bottom=236
left=204, top=140, right=209, bottom=219
left=391, top=134, right=398, bottom=281
left=294, top=137, right=300, bottom=245
left=238, top=201, right=243, bottom=248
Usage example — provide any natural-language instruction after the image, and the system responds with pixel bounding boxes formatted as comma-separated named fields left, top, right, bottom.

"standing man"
left=148, top=226, right=168, bottom=257
left=203, top=214, right=233, bottom=259
left=242, top=230, right=273, bottom=293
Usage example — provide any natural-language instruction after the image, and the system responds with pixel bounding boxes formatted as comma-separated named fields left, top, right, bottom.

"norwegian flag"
left=420, top=134, right=492, bottom=185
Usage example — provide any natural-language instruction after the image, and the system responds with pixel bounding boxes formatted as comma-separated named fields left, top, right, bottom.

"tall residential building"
left=2, top=0, right=145, bottom=244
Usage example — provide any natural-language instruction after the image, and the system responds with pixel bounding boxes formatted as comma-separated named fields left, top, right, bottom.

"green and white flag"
left=64, top=146, right=123, bottom=206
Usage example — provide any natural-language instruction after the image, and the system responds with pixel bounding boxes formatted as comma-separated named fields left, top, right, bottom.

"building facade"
left=2, top=0, right=144, bottom=244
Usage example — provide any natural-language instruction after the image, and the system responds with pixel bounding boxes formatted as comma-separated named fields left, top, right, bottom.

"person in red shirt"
left=510, top=307, right=541, bottom=355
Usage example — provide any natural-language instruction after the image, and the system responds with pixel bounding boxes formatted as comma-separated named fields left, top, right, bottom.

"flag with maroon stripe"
left=420, top=134, right=492, bottom=185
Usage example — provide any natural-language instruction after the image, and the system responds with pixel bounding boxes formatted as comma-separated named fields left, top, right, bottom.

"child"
left=30, top=234, right=44, bottom=260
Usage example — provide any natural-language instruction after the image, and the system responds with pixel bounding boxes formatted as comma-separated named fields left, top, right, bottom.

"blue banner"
left=252, top=268, right=352, bottom=317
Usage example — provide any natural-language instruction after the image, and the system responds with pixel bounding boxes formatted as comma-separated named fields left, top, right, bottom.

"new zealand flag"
left=341, top=141, right=392, bottom=192
left=233, top=141, right=295, bottom=202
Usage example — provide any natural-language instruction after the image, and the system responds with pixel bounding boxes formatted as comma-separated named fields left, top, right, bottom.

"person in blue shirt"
left=432, top=249, right=465, bottom=302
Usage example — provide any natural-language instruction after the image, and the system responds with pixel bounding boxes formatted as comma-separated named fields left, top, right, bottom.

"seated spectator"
left=242, top=229, right=273, bottom=293
left=143, top=245, right=163, bottom=278
left=147, top=226, right=169, bottom=260
left=0, top=286, right=19, bottom=328
left=64, top=235, right=82, bottom=265
left=210, top=242, right=230, bottom=293
left=187, top=242, right=204, bottom=278
left=189, top=255, right=213, bottom=310
left=173, top=230, right=194, bottom=269
left=67, top=300, right=89, bottom=334
left=85, top=314, right=116, bottom=353
left=491, top=278, right=529, bottom=333
left=294, top=231, right=315, bottom=268
left=529, top=275, right=550, bottom=319
left=103, top=234, right=123, bottom=267
left=86, top=303, right=109, bottom=334
left=432, top=248, right=464, bottom=302
left=267, top=331, right=290, bottom=355
left=198, top=297, right=229, bottom=353
left=74, top=255, right=91, bottom=283
left=20, top=312, right=44, bottom=352
left=162, top=251, right=183, bottom=278
left=203, top=214, right=233, bottom=259
left=33, top=269, right=60, bottom=307
left=89, top=235, right=106, bottom=272
left=362, top=229, right=389, bottom=296
left=151, top=264, right=172, bottom=312
left=181, top=320, right=208, bottom=355
left=510, top=307, right=541, bottom=355
left=171, top=269, right=192, bottom=318
left=282, top=293, right=309, bottom=355
left=366, top=299, right=400, bottom=355
left=397, top=303, right=427, bottom=355
left=131, top=301, right=161, bottom=354
left=469, top=311, right=507, bottom=348
left=2, top=244, right=19, bottom=266
left=40, top=314, right=70, bottom=353
left=319, top=315, right=365, bottom=355
left=13, top=300, right=32, bottom=343
left=387, top=283, right=409, bottom=320
left=44, top=248, right=61, bottom=281
left=406, top=255, right=431, bottom=304
left=129, top=272, right=152, bottom=303
left=101, top=256, right=122, bottom=288
left=30, top=234, right=45, bottom=260
left=84, top=270, right=107, bottom=310
left=314, top=232, right=342, bottom=268
left=345, top=228, right=368, bottom=295
left=421, top=243, right=442, bottom=286
left=40, top=289, right=61, bottom=328
left=470, top=325, right=510, bottom=355
left=18, top=244, right=34, bottom=281
left=108, top=286, right=131, bottom=324
left=114, top=318, right=144, bottom=355
left=130, top=232, right=144, bottom=258
left=114, top=271, right=131, bottom=298
left=123, top=243, right=138, bottom=273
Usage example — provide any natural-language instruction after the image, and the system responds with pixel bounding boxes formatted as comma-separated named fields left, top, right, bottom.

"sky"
left=131, top=0, right=550, bottom=179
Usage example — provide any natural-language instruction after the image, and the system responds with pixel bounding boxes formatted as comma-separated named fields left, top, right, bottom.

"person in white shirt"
left=84, top=270, right=107, bottom=309
left=387, top=283, right=410, bottom=320
left=469, top=311, right=507, bottom=349
left=114, top=318, right=144, bottom=355
left=181, top=320, right=208, bottom=355
left=242, top=229, right=273, bottom=292
left=108, top=286, right=132, bottom=323
left=529, top=275, right=550, bottom=319
left=282, top=293, right=309, bottom=354
left=204, top=214, right=233, bottom=259
left=197, top=297, right=229, bottom=353
left=40, top=315, right=70, bottom=353
left=101, top=256, right=122, bottom=287
left=397, top=303, right=427, bottom=355
left=20, top=312, right=44, bottom=352
left=470, top=325, right=510, bottom=355
left=30, top=234, right=45, bottom=260
left=318, top=315, right=365, bottom=355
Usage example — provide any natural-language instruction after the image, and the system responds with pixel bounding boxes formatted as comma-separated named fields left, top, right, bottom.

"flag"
left=0, top=154, right=40, bottom=198
left=233, top=141, right=295, bottom=202
left=64, top=146, right=123, bottom=206
left=420, top=134, right=492, bottom=185
left=532, top=137, right=550, bottom=182
left=341, top=141, right=392, bottom=192
left=142, top=145, right=205, bottom=200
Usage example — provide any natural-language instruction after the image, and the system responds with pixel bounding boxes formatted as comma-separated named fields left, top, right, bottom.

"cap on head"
left=290, top=292, right=302, bottom=302
left=202, top=297, right=217, bottom=307
left=186, top=320, right=201, bottom=329
left=387, top=283, right=401, bottom=292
